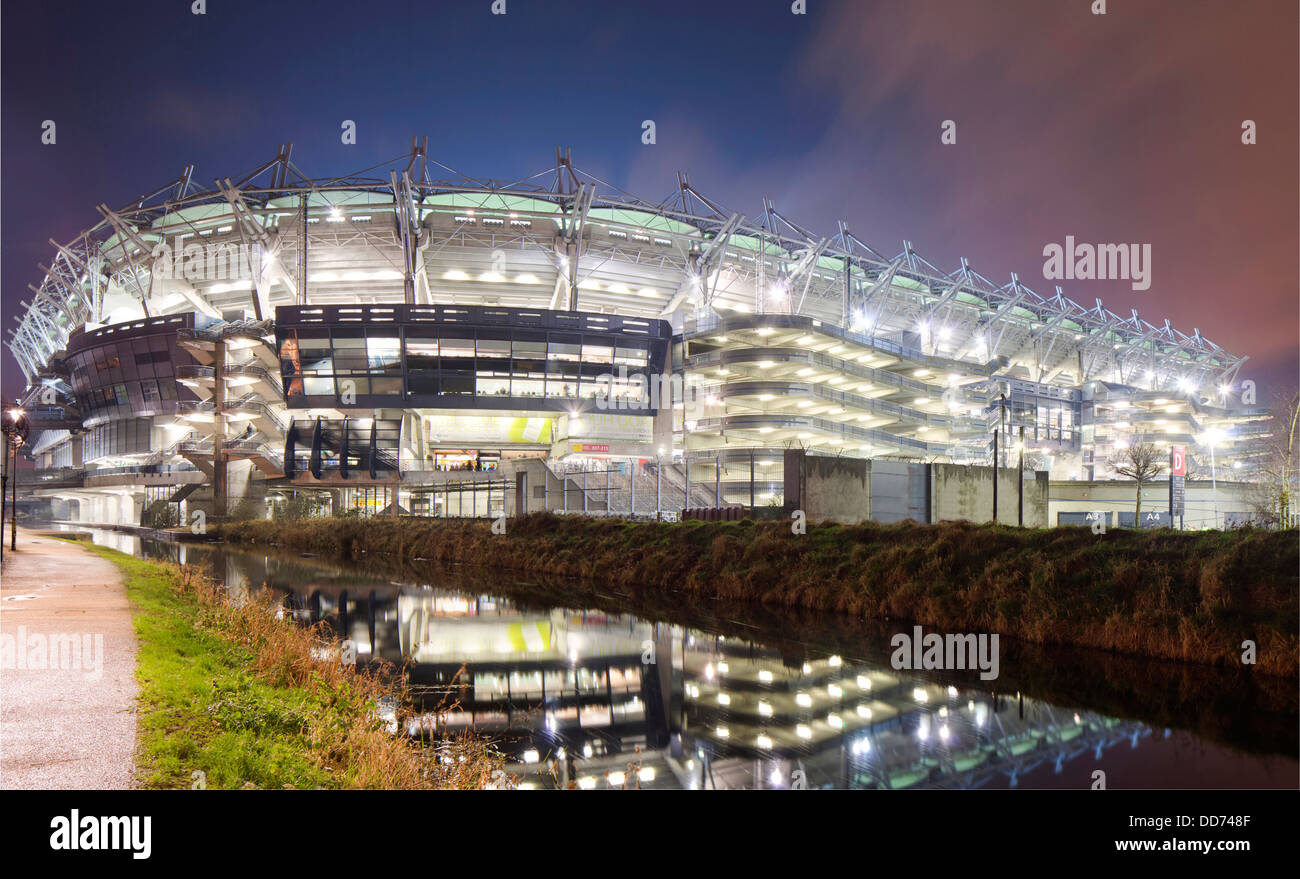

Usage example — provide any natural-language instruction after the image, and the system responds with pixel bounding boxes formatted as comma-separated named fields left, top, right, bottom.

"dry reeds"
left=165, top=561, right=507, bottom=789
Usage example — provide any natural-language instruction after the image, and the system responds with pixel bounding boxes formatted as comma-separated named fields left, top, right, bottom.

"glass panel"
left=441, top=338, right=475, bottom=358
left=476, top=338, right=510, bottom=359
left=338, top=377, right=369, bottom=396
left=547, top=378, right=578, bottom=398
left=407, top=374, right=439, bottom=395
left=366, top=337, right=401, bottom=372
left=581, top=342, right=613, bottom=364
left=406, top=339, right=439, bottom=371
left=615, top=344, right=649, bottom=367
left=369, top=377, right=402, bottom=395
left=548, top=341, right=581, bottom=362
left=512, top=339, right=546, bottom=359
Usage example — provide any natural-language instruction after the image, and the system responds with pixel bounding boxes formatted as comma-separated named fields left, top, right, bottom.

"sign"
left=1058, top=511, right=1112, bottom=527
left=1169, top=444, right=1186, bottom=517
left=572, top=443, right=610, bottom=454
left=1119, top=511, right=1172, bottom=529
left=560, top=413, right=652, bottom=443
left=425, top=415, right=552, bottom=445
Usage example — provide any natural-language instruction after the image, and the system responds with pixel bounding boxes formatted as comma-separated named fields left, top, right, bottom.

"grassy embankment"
left=86, top=543, right=504, bottom=789
left=215, top=515, right=1300, bottom=678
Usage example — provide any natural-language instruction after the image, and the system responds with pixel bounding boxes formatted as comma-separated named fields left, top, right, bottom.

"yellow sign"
left=425, top=415, right=553, bottom=445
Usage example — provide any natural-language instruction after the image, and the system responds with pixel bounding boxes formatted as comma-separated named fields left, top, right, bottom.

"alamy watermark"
left=150, top=239, right=260, bottom=283
left=0, top=626, right=104, bottom=680
left=49, top=810, right=150, bottom=859
left=890, top=625, right=999, bottom=681
left=1042, top=236, right=1151, bottom=291
left=591, top=365, right=707, bottom=422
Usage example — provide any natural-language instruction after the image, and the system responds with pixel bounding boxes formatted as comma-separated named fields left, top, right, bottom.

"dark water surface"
left=73, top=526, right=1299, bottom=790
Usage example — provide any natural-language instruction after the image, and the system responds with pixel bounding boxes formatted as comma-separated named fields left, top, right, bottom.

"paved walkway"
left=0, top=530, right=138, bottom=789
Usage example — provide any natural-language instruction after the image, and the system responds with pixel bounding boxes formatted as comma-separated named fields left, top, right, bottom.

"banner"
left=1169, top=444, right=1186, bottom=517
left=425, top=415, right=552, bottom=445
left=559, top=413, right=652, bottom=443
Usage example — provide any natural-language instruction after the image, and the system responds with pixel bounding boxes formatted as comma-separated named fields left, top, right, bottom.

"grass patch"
left=90, top=545, right=505, bottom=789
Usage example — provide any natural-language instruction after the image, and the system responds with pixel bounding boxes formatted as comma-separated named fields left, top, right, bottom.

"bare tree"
left=1110, top=442, right=1164, bottom=521
left=1250, top=388, right=1300, bottom=527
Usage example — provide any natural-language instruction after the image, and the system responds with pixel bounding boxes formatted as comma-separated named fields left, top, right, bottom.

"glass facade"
left=66, top=323, right=191, bottom=423
left=82, top=417, right=153, bottom=462
left=1011, top=394, right=1077, bottom=445
left=277, top=305, right=668, bottom=411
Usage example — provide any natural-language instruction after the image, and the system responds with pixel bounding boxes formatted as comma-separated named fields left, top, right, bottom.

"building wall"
left=1049, top=479, right=1259, bottom=529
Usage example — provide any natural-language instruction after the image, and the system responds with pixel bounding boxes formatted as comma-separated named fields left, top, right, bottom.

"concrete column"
left=213, top=339, right=227, bottom=518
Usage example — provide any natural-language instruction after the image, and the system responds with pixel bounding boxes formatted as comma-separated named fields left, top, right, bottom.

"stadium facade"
left=8, top=141, right=1270, bottom=526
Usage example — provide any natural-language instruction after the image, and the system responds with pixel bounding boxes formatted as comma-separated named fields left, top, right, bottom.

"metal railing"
left=86, top=462, right=202, bottom=479
left=178, top=318, right=274, bottom=343
left=539, top=459, right=714, bottom=518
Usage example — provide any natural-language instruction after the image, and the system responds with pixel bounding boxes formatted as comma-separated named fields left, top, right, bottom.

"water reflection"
left=61, top=526, right=1298, bottom=790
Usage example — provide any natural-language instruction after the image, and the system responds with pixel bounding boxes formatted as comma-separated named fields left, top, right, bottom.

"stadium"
left=7, top=140, right=1272, bottom=528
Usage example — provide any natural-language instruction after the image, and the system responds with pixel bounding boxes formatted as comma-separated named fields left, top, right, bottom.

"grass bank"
left=87, top=544, right=504, bottom=789
left=214, top=515, right=1300, bottom=678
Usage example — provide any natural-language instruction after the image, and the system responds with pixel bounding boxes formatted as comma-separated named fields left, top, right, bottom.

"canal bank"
left=0, top=530, right=138, bottom=789
left=214, top=514, right=1300, bottom=677
left=74, top=541, right=504, bottom=790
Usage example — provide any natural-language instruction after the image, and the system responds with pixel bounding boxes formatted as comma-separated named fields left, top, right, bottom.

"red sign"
left=574, top=443, right=609, bottom=453
left=1170, top=445, right=1186, bottom=477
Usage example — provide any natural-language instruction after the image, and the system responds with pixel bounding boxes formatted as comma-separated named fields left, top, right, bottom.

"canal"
left=72, top=527, right=1299, bottom=790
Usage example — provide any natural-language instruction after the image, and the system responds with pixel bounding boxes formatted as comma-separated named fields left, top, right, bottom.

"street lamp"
left=1200, top=428, right=1226, bottom=529
left=2, top=403, right=32, bottom=557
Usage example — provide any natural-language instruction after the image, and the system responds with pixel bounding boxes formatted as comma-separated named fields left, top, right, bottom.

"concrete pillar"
left=213, top=339, right=227, bottom=518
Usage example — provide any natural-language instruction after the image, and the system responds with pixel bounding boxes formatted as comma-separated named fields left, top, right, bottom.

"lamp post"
left=2, top=403, right=32, bottom=557
left=1202, top=428, right=1224, bottom=529
left=992, top=393, right=1006, bottom=523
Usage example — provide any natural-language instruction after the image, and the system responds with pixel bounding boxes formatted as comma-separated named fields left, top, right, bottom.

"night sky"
left=2, top=0, right=1296, bottom=404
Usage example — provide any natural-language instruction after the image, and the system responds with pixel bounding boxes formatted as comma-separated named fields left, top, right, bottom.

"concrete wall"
left=64, top=492, right=141, bottom=526
left=785, top=451, right=872, bottom=524
left=931, top=464, right=1049, bottom=527
left=781, top=450, right=1049, bottom=526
